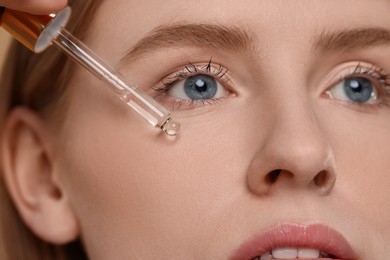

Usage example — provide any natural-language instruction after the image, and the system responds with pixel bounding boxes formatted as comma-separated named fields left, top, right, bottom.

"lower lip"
left=230, top=223, right=357, bottom=260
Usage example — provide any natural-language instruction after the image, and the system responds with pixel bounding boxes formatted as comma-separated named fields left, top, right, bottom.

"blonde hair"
left=0, top=1, right=101, bottom=259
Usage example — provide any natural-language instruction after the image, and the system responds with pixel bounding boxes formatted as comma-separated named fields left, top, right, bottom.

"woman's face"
left=54, top=0, right=390, bottom=259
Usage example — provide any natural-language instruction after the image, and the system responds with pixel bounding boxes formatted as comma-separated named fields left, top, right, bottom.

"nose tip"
left=245, top=82, right=338, bottom=197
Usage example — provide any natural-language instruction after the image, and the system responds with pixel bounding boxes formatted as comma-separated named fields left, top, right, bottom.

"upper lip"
left=230, top=223, right=357, bottom=260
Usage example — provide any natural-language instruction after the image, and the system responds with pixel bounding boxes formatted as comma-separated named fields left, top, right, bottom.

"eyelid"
left=152, top=60, right=233, bottom=95
left=324, top=61, right=390, bottom=100
left=324, top=61, right=390, bottom=109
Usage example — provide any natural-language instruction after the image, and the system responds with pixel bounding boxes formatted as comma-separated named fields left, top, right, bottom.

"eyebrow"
left=118, top=23, right=253, bottom=65
left=119, top=25, right=390, bottom=67
left=314, top=27, right=390, bottom=52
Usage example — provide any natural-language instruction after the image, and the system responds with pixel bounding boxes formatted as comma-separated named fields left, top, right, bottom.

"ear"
left=1, top=107, right=79, bottom=244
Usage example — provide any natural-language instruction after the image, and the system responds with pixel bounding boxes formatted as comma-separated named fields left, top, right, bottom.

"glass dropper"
left=0, top=6, right=180, bottom=136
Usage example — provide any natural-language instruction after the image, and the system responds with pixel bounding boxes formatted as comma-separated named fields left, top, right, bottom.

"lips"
left=230, top=223, right=357, bottom=260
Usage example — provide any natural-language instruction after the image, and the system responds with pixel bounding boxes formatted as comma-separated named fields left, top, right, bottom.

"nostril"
left=248, top=166, right=336, bottom=196
left=314, top=170, right=328, bottom=187
left=265, top=169, right=282, bottom=184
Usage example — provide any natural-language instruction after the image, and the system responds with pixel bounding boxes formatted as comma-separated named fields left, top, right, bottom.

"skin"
left=2, top=0, right=390, bottom=259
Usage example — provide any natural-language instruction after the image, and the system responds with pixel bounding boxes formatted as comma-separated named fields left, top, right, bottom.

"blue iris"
left=184, top=74, right=218, bottom=100
left=344, top=78, right=373, bottom=103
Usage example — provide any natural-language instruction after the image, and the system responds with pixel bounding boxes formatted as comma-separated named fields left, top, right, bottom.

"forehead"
left=84, top=0, right=390, bottom=64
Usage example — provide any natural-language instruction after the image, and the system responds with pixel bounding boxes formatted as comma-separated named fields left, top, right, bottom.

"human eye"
left=152, top=59, right=233, bottom=111
left=325, top=63, right=390, bottom=108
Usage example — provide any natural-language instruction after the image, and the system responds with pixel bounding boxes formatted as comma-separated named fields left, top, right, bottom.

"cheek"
left=54, top=96, right=257, bottom=256
left=319, top=106, right=390, bottom=235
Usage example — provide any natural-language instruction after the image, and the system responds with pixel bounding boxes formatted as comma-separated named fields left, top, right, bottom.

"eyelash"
left=152, top=59, right=231, bottom=110
left=336, top=63, right=390, bottom=107
left=152, top=60, right=390, bottom=112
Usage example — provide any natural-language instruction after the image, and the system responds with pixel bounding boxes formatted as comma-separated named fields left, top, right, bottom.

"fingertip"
left=2, top=0, right=68, bottom=15
left=30, top=0, right=68, bottom=15
left=45, top=0, right=68, bottom=14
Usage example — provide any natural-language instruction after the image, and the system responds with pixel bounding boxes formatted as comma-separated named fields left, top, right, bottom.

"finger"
left=0, top=0, right=68, bottom=15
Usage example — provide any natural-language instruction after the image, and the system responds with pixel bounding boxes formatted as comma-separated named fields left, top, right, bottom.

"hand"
left=0, top=0, right=67, bottom=15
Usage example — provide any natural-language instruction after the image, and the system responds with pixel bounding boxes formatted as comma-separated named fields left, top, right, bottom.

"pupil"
left=349, top=80, right=362, bottom=91
left=344, top=78, right=373, bottom=103
left=195, top=79, right=207, bottom=92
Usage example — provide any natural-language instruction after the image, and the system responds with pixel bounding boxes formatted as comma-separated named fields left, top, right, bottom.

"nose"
left=247, top=101, right=336, bottom=196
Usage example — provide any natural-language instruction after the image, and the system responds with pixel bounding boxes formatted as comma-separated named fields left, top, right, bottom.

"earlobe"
left=1, top=107, right=79, bottom=244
